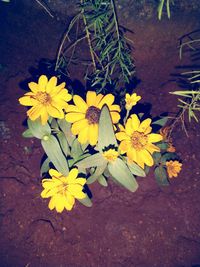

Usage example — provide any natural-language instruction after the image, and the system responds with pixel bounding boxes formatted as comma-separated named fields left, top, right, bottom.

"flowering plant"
left=19, top=74, right=182, bottom=213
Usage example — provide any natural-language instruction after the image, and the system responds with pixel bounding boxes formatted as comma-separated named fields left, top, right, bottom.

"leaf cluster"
left=55, top=0, right=135, bottom=94
left=170, top=36, right=200, bottom=124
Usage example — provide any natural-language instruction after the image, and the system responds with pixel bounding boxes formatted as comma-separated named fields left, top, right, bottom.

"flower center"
left=131, top=131, right=148, bottom=151
left=35, top=92, right=51, bottom=105
left=85, top=106, right=101, bottom=124
left=103, top=149, right=119, bottom=162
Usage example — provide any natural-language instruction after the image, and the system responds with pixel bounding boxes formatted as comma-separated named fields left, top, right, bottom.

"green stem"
left=80, top=0, right=97, bottom=70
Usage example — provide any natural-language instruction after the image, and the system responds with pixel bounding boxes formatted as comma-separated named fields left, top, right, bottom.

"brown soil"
left=1, top=1, right=200, bottom=267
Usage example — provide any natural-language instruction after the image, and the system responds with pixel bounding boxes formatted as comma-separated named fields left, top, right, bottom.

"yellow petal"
left=67, top=168, right=79, bottom=183
left=40, top=107, right=49, bottom=125
left=48, top=196, right=56, bottom=210
left=127, top=147, right=137, bottom=162
left=116, top=131, right=128, bottom=141
left=73, top=95, right=88, bottom=112
left=67, top=184, right=86, bottom=199
left=138, top=118, right=152, bottom=132
left=130, top=114, right=140, bottom=131
left=88, top=124, right=98, bottom=146
left=98, top=94, right=114, bottom=108
left=46, top=76, right=57, bottom=93
left=78, top=127, right=88, bottom=144
left=75, top=178, right=86, bottom=186
left=125, top=118, right=134, bottom=135
left=42, top=179, right=60, bottom=190
left=66, top=105, right=82, bottom=113
left=64, top=193, right=75, bottom=211
left=49, top=169, right=61, bottom=178
left=38, top=75, right=48, bottom=91
left=65, top=112, right=85, bottom=123
left=19, top=95, right=38, bottom=106
left=46, top=105, right=64, bottom=119
left=95, top=94, right=104, bottom=106
left=135, top=152, right=145, bottom=169
left=51, top=99, right=67, bottom=110
left=140, top=149, right=154, bottom=167
left=145, top=143, right=160, bottom=154
left=71, top=119, right=89, bottom=135
left=144, top=126, right=152, bottom=135
left=27, top=104, right=41, bottom=120
left=86, top=91, right=97, bottom=106
left=54, top=82, right=66, bottom=92
left=119, top=140, right=130, bottom=153
left=28, top=82, right=39, bottom=93
left=55, top=194, right=65, bottom=213
left=41, top=187, right=58, bottom=198
left=110, top=111, right=120, bottom=123
left=148, top=133, right=163, bottom=143
left=54, top=89, right=72, bottom=101
left=109, top=104, right=121, bottom=112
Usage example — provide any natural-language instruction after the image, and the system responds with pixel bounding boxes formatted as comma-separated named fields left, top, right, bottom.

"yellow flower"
left=102, top=149, right=119, bottom=162
left=41, top=168, right=86, bottom=212
left=65, top=91, right=120, bottom=146
left=166, top=160, right=182, bottom=178
left=125, top=93, right=141, bottom=110
left=116, top=114, right=163, bottom=169
left=19, top=75, right=72, bottom=125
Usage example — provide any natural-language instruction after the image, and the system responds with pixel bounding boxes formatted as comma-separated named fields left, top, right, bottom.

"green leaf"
left=98, top=104, right=118, bottom=151
left=128, top=162, right=146, bottom=177
left=152, top=117, right=168, bottom=127
left=108, top=158, right=138, bottom=192
left=51, top=118, right=59, bottom=130
left=40, top=157, right=50, bottom=176
left=156, top=142, right=168, bottom=150
left=97, top=175, right=108, bottom=187
left=57, top=132, right=70, bottom=157
left=158, top=0, right=165, bottom=20
left=154, top=166, right=169, bottom=186
left=161, top=152, right=178, bottom=163
left=81, top=143, right=88, bottom=152
left=22, top=128, right=34, bottom=138
left=153, top=152, right=162, bottom=164
left=71, top=138, right=83, bottom=160
left=58, top=119, right=75, bottom=146
left=76, top=153, right=106, bottom=169
left=87, top=163, right=107, bottom=184
left=27, top=118, right=51, bottom=139
left=77, top=195, right=92, bottom=207
left=41, top=135, right=69, bottom=176
left=144, top=165, right=150, bottom=175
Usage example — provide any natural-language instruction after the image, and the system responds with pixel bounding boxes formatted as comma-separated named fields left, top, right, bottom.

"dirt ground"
left=1, top=1, right=200, bottom=267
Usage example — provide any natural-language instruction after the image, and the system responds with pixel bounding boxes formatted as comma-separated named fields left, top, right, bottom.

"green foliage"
left=108, top=158, right=138, bottom=192
left=157, top=0, right=173, bottom=20
left=97, top=175, right=108, bottom=187
left=41, top=135, right=69, bottom=176
left=77, top=195, right=93, bottom=207
left=154, top=165, right=169, bottom=186
left=98, top=104, right=118, bottom=151
left=55, top=0, right=135, bottom=94
left=22, top=128, right=34, bottom=138
left=170, top=36, right=200, bottom=125
left=40, top=157, right=51, bottom=176
left=127, top=161, right=146, bottom=177
left=27, top=118, right=51, bottom=139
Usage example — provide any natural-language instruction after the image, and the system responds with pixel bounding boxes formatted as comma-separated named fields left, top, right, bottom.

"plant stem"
left=80, top=0, right=97, bottom=70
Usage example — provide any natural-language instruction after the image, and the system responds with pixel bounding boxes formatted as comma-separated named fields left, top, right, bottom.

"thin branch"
left=35, top=0, right=54, bottom=18
left=80, top=0, right=97, bottom=70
